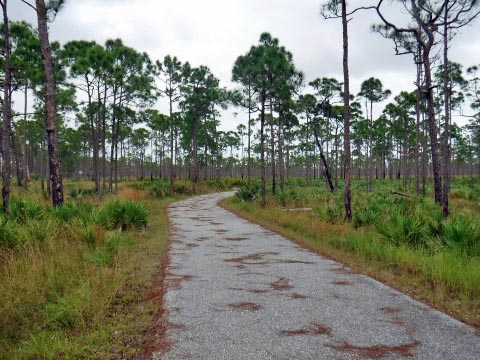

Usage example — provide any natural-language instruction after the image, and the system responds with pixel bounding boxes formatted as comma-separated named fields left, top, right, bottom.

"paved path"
left=153, top=192, right=480, bottom=359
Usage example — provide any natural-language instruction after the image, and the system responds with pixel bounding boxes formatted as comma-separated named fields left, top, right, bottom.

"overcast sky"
left=9, top=0, right=480, bottom=131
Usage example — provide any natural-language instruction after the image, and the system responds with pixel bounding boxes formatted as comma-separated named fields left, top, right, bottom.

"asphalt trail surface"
left=153, top=192, right=479, bottom=359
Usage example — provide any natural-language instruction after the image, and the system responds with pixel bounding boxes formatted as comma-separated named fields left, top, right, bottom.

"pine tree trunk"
left=1, top=0, right=12, bottom=215
left=169, top=92, right=175, bottom=193
left=269, top=98, right=276, bottom=195
left=247, top=88, right=252, bottom=185
left=441, top=10, right=450, bottom=217
left=22, top=83, right=29, bottom=190
left=278, top=110, right=285, bottom=192
left=314, top=129, right=334, bottom=192
left=36, top=0, right=63, bottom=206
left=342, top=0, right=352, bottom=221
left=423, top=49, right=443, bottom=206
left=260, top=92, right=266, bottom=208
left=414, top=46, right=421, bottom=195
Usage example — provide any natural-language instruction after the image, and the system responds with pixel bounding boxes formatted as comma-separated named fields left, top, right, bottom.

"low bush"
left=236, top=184, right=260, bottom=202
left=9, top=200, right=43, bottom=223
left=52, top=202, right=94, bottom=223
left=442, top=216, right=480, bottom=256
left=97, top=200, right=148, bottom=231
left=375, top=210, right=429, bottom=247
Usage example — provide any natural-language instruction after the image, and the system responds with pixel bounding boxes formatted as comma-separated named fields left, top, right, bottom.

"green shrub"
left=68, top=188, right=98, bottom=198
left=52, top=202, right=94, bottom=223
left=442, top=216, right=480, bottom=256
left=325, top=202, right=344, bottom=224
left=16, top=218, right=56, bottom=245
left=0, top=216, right=17, bottom=248
left=236, top=184, right=259, bottom=202
left=468, top=188, right=480, bottom=201
left=275, top=191, right=289, bottom=207
left=123, top=201, right=148, bottom=229
left=150, top=181, right=171, bottom=198
left=9, top=200, right=43, bottom=223
left=97, top=200, right=148, bottom=231
left=375, top=210, right=429, bottom=247
left=174, top=184, right=190, bottom=195
left=352, top=200, right=382, bottom=229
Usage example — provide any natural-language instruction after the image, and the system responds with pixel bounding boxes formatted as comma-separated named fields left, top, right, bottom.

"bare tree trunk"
left=278, top=110, right=285, bottom=191
left=191, top=115, right=199, bottom=192
left=11, top=133, right=21, bottom=187
left=36, top=0, right=63, bottom=206
left=423, top=51, right=443, bottom=206
left=421, top=113, right=428, bottom=195
left=22, top=82, right=29, bottom=190
left=247, top=88, right=252, bottom=185
left=414, top=46, right=421, bottom=194
left=101, top=85, right=107, bottom=191
left=89, top=84, right=100, bottom=194
left=169, top=93, right=175, bottom=193
left=1, top=0, right=12, bottom=215
left=342, top=0, right=352, bottom=221
left=269, top=98, right=276, bottom=195
left=314, top=128, right=334, bottom=193
left=260, top=92, right=266, bottom=207
left=442, top=8, right=450, bottom=217
left=109, top=90, right=117, bottom=192
left=402, top=113, right=408, bottom=190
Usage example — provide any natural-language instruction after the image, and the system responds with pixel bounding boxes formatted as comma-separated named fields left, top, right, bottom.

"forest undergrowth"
left=0, top=178, right=235, bottom=359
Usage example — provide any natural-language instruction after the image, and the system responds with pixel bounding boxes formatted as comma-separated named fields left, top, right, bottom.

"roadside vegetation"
left=224, top=176, right=480, bottom=328
left=0, top=178, right=236, bottom=359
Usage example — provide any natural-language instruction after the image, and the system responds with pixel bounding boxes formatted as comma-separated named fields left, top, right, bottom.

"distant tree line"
left=1, top=0, right=479, bottom=219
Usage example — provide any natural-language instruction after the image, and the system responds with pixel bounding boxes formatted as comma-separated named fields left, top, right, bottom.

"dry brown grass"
left=117, top=188, right=148, bottom=201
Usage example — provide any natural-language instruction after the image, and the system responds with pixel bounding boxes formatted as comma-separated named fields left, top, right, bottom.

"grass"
left=0, top=181, right=175, bottom=359
left=222, top=177, right=480, bottom=329
left=0, top=177, right=242, bottom=359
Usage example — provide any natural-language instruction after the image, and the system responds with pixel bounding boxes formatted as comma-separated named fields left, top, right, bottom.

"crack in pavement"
left=152, top=192, right=480, bottom=360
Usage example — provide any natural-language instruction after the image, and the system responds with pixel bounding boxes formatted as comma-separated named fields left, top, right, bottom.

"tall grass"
left=0, top=182, right=154, bottom=358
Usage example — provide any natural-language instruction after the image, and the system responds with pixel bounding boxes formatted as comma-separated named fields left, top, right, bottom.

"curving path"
left=153, top=192, right=479, bottom=360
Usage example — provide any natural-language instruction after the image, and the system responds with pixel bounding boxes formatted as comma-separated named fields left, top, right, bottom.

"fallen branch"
left=392, top=191, right=411, bottom=198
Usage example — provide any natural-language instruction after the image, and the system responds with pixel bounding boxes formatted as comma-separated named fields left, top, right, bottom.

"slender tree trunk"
left=109, top=90, right=117, bottom=192
left=414, top=46, right=421, bottom=194
left=101, top=85, right=107, bottom=190
left=88, top=83, right=100, bottom=194
left=342, top=0, right=352, bottom=221
left=11, top=133, right=21, bottom=187
left=442, top=9, right=450, bottom=217
left=421, top=113, right=428, bottom=195
left=169, top=92, right=175, bottom=193
left=278, top=110, right=285, bottom=192
left=36, top=0, right=63, bottom=206
left=269, top=98, right=276, bottom=195
left=1, top=0, right=12, bottom=214
left=22, top=82, right=29, bottom=190
left=260, top=92, right=266, bottom=207
left=402, top=114, right=408, bottom=190
left=313, top=128, right=334, bottom=192
left=192, top=114, right=199, bottom=191
left=40, top=142, right=45, bottom=193
left=423, top=49, right=443, bottom=206
left=247, top=89, right=252, bottom=185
